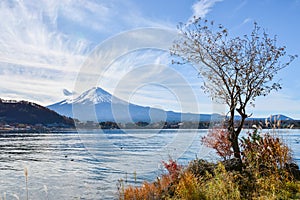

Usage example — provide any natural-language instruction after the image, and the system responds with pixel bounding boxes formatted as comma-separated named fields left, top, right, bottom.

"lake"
left=0, top=129, right=300, bottom=199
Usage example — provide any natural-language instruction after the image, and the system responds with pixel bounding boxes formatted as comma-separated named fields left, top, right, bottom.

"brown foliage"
left=241, top=130, right=292, bottom=172
left=201, top=129, right=233, bottom=160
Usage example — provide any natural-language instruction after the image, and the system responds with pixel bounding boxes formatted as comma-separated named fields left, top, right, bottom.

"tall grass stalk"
left=13, top=194, right=20, bottom=200
left=0, top=192, right=6, bottom=200
left=44, top=185, right=49, bottom=200
left=133, top=171, right=137, bottom=184
left=24, top=167, right=28, bottom=200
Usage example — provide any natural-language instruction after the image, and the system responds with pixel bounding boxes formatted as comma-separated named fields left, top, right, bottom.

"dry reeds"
left=24, top=167, right=28, bottom=200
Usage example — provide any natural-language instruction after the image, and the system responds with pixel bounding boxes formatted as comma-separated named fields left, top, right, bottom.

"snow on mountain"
left=47, top=87, right=204, bottom=122
left=47, top=88, right=296, bottom=123
left=69, top=87, right=112, bottom=104
left=57, top=87, right=126, bottom=105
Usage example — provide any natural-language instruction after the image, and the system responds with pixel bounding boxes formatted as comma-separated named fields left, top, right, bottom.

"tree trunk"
left=228, top=106, right=242, bottom=162
left=231, top=131, right=241, bottom=161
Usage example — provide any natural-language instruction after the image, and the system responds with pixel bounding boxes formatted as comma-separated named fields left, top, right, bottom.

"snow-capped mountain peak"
left=47, top=86, right=202, bottom=122
left=67, top=87, right=113, bottom=104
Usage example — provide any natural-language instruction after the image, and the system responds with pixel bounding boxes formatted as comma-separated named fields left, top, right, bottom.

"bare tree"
left=171, top=18, right=297, bottom=160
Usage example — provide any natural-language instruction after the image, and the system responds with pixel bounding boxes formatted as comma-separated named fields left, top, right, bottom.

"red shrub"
left=201, top=129, right=233, bottom=160
left=162, top=159, right=182, bottom=181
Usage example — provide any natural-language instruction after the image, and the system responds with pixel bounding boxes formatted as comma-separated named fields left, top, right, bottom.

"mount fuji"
left=47, top=87, right=211, bottom=122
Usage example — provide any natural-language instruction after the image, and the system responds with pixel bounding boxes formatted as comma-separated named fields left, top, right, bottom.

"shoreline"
left=1, top=127, right=300, bottom=134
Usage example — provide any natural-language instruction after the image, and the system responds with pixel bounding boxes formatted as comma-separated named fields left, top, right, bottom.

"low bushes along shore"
left=118, top=129, right=300, bottom=199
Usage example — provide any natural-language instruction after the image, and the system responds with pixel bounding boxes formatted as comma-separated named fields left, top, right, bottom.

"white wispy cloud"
left=0, top=0, right=173, bottom=106
left=0, top=1, right=89, bottom=71
left=0, top=0, right=221, bottom=114
left=233, top=0, right=247, bottom=14
left=242, top=18, right=253, bottom=25
left=0, top=0, right=91, bottom=104
left=189, top=0, right=223, bottom=21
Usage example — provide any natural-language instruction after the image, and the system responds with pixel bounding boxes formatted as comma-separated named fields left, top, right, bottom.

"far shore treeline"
left=77, top=118, right=300, bottom=129
left=1, top=98, right=299, bottom=132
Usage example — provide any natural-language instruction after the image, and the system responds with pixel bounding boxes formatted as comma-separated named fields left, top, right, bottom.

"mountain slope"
left=0, top=99, right=74, bottom=126
left=47, top=87, right=210, bottom=122
left=48, top=87, right=294, bottom=123
left=267, top=114, right=294, bottom=121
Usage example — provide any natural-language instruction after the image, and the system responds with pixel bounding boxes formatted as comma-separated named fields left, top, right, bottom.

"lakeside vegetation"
left=118, top=129, right=300, bottom=199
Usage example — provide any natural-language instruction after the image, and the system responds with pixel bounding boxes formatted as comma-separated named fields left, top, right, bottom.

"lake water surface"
left=0, top=129, right=300, bottom=199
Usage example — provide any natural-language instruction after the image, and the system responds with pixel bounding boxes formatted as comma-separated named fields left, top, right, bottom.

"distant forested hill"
left=0, top=99, right=74, bottom=127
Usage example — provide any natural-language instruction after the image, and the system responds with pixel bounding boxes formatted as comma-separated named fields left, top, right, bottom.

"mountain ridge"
left=47, top=87, right=296, bottom=123
left=0, top=98, right=74, bottom=127
left=47, top=87, right=213, bottom=122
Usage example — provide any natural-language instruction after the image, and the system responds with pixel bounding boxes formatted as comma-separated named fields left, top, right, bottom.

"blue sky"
left=0, top=0, right=299, bottom=118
